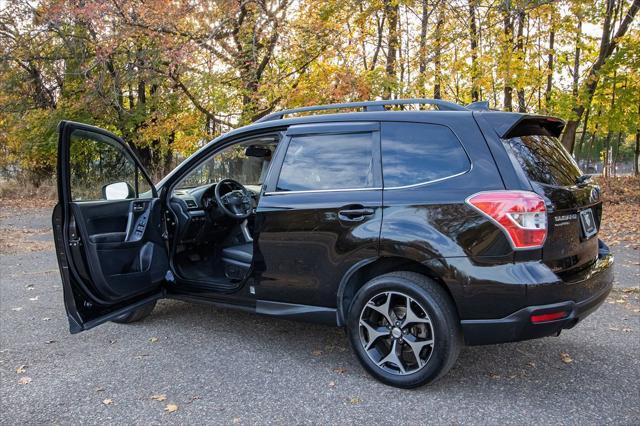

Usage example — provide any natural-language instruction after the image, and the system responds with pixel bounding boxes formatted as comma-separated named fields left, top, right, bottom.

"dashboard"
left=168, top=183, right=260, bottom=244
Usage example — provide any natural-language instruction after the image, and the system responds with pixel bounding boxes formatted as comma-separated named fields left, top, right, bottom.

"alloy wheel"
left=358, top=291, right=435, bottom=375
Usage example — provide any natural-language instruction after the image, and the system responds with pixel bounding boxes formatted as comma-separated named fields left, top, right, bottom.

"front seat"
left=221, top=242, right=253, bottom=280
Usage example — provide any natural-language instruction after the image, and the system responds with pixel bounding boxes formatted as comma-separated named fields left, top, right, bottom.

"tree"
left=560, top=0, right=639, bottom=152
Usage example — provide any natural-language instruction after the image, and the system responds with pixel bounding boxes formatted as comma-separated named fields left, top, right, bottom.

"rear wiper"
left=576, top=174, right=592, bottom=186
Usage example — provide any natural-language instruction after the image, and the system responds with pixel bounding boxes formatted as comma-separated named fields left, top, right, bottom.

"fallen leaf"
left=488, top=373, right=501, bottom=379
left=16, top=365, right=27, bottom=374
left=44, top=340, right=56, bottom=344
left=622, top=327, right=632, bottom=332
left=11, top=307, right=22, bottom=311
left=164, top=403, right=178, bottom=413
left=333, top=367, right=347, bottom=375
left=560, top=352, right=573, bottom=364
left=29, top=296, right=39, bottom=301
left=609, top=326, right=620, bottom=331
left=95, top=387, right=105, bottom=392
left=349, top=397, right=362, bottom=405
left=17, top=376, right=31, bottom=385
left=151, top=394, right=167, bottom=402
left=42, top=317, right=50, bottom=321
left=311, top=350, right=322, bottom=356
left=102, top=399, right=113, bottom=405
left=134, top=354, right=149, bottom=360
left=527, top=362, right=536, bottom=368
left=233, top=418, right=241, bottom=424
left=149, top=337, right=159, bottom=343
left=328, top=381, right=336, bottom=388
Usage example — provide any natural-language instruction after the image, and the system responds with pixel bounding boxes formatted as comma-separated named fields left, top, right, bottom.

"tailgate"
left=502, top=132, right=601, bottom=276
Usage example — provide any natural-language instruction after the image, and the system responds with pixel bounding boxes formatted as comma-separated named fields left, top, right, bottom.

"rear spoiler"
left=474, top=112, right=565, bottom=139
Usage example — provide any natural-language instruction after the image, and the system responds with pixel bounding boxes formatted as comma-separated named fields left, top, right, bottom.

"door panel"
left=54, top=121, right=167, bottom=333
left=254, top=191, right=382, bottom=307
left=254, top=122, right=382, bottom=308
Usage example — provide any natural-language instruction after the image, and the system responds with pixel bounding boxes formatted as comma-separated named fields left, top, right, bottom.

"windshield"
left=503, top=134, right=582, bottom=187
left=175, top=140, right=277, bottom=190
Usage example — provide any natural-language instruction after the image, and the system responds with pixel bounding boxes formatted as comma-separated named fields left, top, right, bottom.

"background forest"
left=1, top=0, right=639, bottom=186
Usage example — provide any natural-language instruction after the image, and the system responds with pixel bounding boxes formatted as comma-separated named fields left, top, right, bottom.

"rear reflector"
left=466, top=190, right=547, bottom=249
left=530, top=311, right=568, bottom=323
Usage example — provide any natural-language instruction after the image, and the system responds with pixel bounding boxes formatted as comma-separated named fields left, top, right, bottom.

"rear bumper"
left=461, top=241, right=614, bottom=346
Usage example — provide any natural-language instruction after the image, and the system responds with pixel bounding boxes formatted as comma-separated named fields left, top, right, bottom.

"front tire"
left=347, top=271, right=461, bottom=388
left=112, top=301, right=157, bottom=324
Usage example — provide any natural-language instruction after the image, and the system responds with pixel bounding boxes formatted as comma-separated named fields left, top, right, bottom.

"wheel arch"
left=336, top=256, right=459, bottom=326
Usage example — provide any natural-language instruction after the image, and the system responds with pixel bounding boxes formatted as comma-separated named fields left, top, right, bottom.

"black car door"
left=53, top=121, right=169, bottom=333
left=254, top=122, right=382, bottom=311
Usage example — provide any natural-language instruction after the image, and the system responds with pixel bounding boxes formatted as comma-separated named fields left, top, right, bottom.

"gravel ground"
left=1, top=207, right=639, bottom=425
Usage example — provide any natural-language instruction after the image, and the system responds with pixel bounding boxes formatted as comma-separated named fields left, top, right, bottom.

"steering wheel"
left=214, top=178, right=253, bottom=219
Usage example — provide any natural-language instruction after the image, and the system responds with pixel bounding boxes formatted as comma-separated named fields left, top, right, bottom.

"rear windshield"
left=503, top=135, right=582, bottom=187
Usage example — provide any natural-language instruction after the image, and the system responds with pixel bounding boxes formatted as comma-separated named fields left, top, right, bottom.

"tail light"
left=466, top=190, right=547, bottom=249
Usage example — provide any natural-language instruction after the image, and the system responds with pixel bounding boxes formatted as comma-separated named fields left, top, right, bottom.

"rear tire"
left=346, top=271, right=461, bottom=388
left=112, top=301, right=157, bottom=324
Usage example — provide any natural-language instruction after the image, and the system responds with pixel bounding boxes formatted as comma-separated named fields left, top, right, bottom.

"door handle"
left=338, top=207, right=375, bottom=221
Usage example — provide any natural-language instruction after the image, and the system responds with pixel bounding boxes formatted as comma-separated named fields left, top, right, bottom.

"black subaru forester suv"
left=53, top=99, right=613, bottom=388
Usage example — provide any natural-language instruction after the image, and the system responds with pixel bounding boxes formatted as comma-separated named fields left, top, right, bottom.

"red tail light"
left=466, top=191, right=547, bottom=249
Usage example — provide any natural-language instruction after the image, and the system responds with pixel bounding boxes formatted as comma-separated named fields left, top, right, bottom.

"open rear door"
left=53, top=121, right=169, bottom=333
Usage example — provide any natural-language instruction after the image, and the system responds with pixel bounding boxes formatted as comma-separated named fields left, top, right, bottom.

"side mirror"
left=102, top=181, right=134, bottom=200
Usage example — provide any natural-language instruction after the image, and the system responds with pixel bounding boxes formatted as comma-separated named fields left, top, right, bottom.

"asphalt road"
left=1, top=207, right=639, bottom=425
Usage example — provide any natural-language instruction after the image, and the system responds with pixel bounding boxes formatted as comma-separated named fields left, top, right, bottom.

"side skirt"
left=168, top=295, right=339, bottom=326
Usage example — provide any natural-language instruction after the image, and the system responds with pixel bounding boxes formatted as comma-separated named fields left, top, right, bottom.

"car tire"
left=347, top=271, right=461, bottom=388
left=111, top=301, right=157, bottom=324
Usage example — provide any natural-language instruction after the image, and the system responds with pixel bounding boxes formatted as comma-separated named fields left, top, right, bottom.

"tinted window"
left=504, top=135, right=582, bottom=186
left=381, top=122, right=470, bottom=187
left=277, top=133, right=375, bottom=191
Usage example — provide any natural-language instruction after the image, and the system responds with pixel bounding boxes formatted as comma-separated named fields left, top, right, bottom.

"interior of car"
left=166, top=134, right=281, bottom=288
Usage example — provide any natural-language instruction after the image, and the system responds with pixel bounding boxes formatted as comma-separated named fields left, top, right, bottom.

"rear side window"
left=276, top=132, right=375, bottom=191
left=381, top=122, right=470, bottom=188
left=503, top=135, right=582, bottom=186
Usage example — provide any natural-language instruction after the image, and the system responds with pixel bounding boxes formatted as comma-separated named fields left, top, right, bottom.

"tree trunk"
left=572, top=19, right=582, bottom=99
left=433, top=5, right=444, bottom=99
left=603, top=131, right=612, bottom=178
left=469, top=0, right=479, bottom=102
left=561, top=0, right=639, bottom=152
left=516, top=9, right=526, bottom=112
left=575, top=106, right=590, bottom=157
left=502, top=3, right=513, bottom=111
left=370, top=11, right=386, bottom=71
left=419, top=0, right=428, bottom=97
left=545, top=13, right=555, bottom=113
left=384, top=0, right=399, bottom=99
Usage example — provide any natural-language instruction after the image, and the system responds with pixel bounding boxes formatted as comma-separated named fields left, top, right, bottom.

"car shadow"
left=143, top=298, right=619, bottom=393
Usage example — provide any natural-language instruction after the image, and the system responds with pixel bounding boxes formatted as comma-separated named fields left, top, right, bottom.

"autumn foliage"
left=0, top=0, right=639, bottom=184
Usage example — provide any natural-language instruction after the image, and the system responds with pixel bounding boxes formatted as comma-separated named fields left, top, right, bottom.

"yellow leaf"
left=560, top=352, right=573, bottom=364
left=17, top=376, right=31, bottom=385
left=349, top=397, right=362, bottom=405
left=151, top=394, right=167, bottom=401
left=149, top=337, right=159, bottom=343
left=311, top=350, right=322, bottom=356
left=102, top=399, right=113, bottom=405
left=16, top=365, right=27, bottom=374
left=164, top=403, right=178, bottom=413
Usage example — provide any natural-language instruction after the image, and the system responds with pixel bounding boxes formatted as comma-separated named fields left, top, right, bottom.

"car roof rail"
left=255, top=98, right=468, bottom=122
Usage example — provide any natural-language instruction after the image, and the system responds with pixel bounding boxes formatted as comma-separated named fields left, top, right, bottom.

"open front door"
left=53, top=121, right=169, bottom=333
